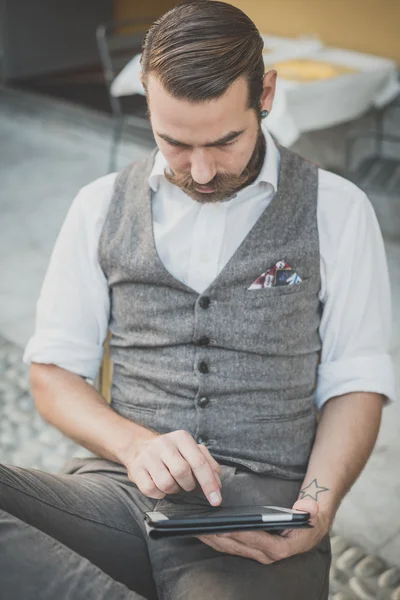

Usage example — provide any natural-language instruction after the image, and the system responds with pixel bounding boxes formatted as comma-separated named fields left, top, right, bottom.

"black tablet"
left=144, top=505, right=312, bottom=539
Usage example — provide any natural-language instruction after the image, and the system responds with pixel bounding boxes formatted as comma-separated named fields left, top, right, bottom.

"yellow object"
left=266, top=59, right=357, bottom=82
left=100, top=331, right=113, bottom=404
left=229, top=0, right=400, bottom=64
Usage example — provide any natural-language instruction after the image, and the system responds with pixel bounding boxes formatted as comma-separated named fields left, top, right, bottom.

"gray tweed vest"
left=98, top=145, right=322, bottom=480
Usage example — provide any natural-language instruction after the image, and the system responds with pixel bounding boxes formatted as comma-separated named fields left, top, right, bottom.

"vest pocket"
left=110, top=401, right=159, bottom=431
left=253, top=406, right=313, bottom=422
left=242, top=277, right=312, bottom=303
left=110, top=399, right=158, bottom=416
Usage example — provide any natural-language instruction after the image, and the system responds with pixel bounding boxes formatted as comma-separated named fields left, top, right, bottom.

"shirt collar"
left=148, top=123, right=279, bottom=195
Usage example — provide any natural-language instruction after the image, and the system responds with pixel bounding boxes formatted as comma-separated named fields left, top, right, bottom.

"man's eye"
left=219, top=140, right=237, bottom=147
left=164, top=140, right=187, bottom=148
left=166, top=139, right=237, bottom=148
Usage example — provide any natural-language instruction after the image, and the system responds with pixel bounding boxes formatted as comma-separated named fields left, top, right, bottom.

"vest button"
left=197, top=435, right=208, bottom=445
left=199, top=396, right=210, bottom=408
left=199, top=296, right=210, bottom=309
left=196, top=336, right=210, bottom=346
left=198, top=361, right=209, bottom=374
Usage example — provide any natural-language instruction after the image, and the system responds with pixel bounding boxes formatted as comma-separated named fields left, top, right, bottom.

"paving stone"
left=4, top=425, right=16, bottom=438
left=1, top=387, right=21, bottom=403
left=392, top=587, right=400, bottom=600
left=38, top=428, right=62, bottom=446
left=17, top=394, right=35, bottom=412
left=8, top=451, right=23, bottom=465
left=16, top=377, right=30, bottom=393
left=330, top=592, right=358, bottom=600
left=0, top=430, right=16, bottom=447
left=41, top=453, right=66, bottom=473
left=379, top=569, right=400, bottom=589
left=331, top=535, right=350, bottom=556
left=330, top=565, right=348, bottom=582
left=70, top=446, right=96, bottom=459
left=336, top=548, right=366, bottom=572
left=6, top=350, right=21, bottom=366
left=17, top=423, right=34, bottom=440
left=57, top=440, right=77, bottom=458
left=354, top=556, right=387, bottom=578
left=32, top=414, right=47, bottom=431
left=6, top=368, right=22, bottom=382
left=349, top=577, right=378, bottom=600
left=13, top=409, right=31, bottom=424
left=0, top=380, right=9, bottom=393
left=2, top=407, right=16, bottom=423
left=330, top=565, right=351, bottom=591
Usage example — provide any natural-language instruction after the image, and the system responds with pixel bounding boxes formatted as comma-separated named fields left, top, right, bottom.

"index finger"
left=177, top=439, right=222, bottom=506
left=197, top=443, right=222, bottom=475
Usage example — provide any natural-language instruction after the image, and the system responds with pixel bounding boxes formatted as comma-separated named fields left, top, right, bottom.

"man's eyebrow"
left=156, top=129, right=246, bottom=147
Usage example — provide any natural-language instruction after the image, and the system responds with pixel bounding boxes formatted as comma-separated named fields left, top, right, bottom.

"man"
left=0, top=1, right=395, bottom=598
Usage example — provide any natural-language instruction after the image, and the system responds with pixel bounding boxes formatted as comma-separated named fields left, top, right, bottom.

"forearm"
left=299, top=391, right=383, bottom=525
left=30, top=363, right=156, bottom=464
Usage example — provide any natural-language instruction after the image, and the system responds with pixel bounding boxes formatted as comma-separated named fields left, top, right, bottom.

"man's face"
left=144, top=73, right=275, bottom=203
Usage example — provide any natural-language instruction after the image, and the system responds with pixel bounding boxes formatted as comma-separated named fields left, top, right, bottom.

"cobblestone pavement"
left=1, top=335, right=399, bottom=599
left=0, top=336, right=88, bottom=471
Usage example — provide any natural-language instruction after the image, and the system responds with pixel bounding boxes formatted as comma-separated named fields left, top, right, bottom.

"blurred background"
left=0, top=1, right=399, bottom=598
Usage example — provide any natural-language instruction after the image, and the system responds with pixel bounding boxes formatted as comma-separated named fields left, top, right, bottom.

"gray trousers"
left=0, top=457, right=331, bottom=600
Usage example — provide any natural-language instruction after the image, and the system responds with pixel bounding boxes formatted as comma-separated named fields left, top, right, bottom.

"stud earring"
left=261, top=109, right=269, bottom=119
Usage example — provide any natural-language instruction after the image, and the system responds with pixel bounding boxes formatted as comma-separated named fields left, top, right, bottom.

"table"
left=110, top=34, right=400, bottom=147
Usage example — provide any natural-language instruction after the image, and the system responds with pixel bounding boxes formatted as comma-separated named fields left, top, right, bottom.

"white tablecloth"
left=110, top=35, right=400, bottom=147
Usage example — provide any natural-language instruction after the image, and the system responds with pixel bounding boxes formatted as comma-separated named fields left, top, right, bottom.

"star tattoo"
left=299, top=479, right=329, bottom=501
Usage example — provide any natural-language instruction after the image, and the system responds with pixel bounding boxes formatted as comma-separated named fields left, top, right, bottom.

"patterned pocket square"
left=248, top=260, right=303, bottom=289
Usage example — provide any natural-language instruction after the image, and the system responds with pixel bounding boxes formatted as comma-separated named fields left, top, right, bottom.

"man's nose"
left=190, top=149, right=216, bottom=186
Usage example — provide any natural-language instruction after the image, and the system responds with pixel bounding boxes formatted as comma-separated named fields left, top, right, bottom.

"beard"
left=163, top=125, right=266, bottom=204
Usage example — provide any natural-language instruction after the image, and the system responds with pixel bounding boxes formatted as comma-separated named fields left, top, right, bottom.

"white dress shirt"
left=23, top=126, right=396, bottom=410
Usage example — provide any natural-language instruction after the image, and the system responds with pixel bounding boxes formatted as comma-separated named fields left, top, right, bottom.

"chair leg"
left=108, top=117, right=124, bottom=173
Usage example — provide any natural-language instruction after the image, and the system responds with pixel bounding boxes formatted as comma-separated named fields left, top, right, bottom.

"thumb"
left=292, top=498, right=319, bottom=525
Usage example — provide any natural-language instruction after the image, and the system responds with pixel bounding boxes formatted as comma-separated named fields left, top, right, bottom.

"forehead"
left=147, top=74, right=251, bottom=140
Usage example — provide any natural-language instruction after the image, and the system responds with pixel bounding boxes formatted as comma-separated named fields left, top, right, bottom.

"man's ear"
left=261, top=69, right=277, bottom=113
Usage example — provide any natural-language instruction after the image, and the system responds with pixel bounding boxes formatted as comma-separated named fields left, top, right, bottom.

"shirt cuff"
left=23, top=331, right=105, bottom=381
left=315, top=354, right=396, bottom=410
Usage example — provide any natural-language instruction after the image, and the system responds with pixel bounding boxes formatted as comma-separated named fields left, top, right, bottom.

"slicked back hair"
left=140, top=0, right=265, bottom=117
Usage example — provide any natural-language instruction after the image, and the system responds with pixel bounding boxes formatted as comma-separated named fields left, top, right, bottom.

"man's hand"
left=197, top=498, right=332, bottom=564
left=122, top=429, right=222, bottom=506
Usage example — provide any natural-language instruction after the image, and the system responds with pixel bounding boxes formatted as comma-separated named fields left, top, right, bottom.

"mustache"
left=163, top=167, right=250, bottom=197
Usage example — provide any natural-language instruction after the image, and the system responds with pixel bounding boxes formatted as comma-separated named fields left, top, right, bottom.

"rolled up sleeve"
left=316, top=189, right=396, bottom=410
left=23, top=176, right=115, bottom=381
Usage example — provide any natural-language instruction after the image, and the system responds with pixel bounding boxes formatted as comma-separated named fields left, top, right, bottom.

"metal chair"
left=344, top=93, right=400, bottom=196
left=96, top=17, right=157, bottom=173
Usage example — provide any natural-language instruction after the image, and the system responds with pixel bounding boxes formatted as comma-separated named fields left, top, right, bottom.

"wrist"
left=297, top=477, right=340, bottom=528
left=112, top=417, right=159, bottom=465
left=317, top=501, right=339, bottom=532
